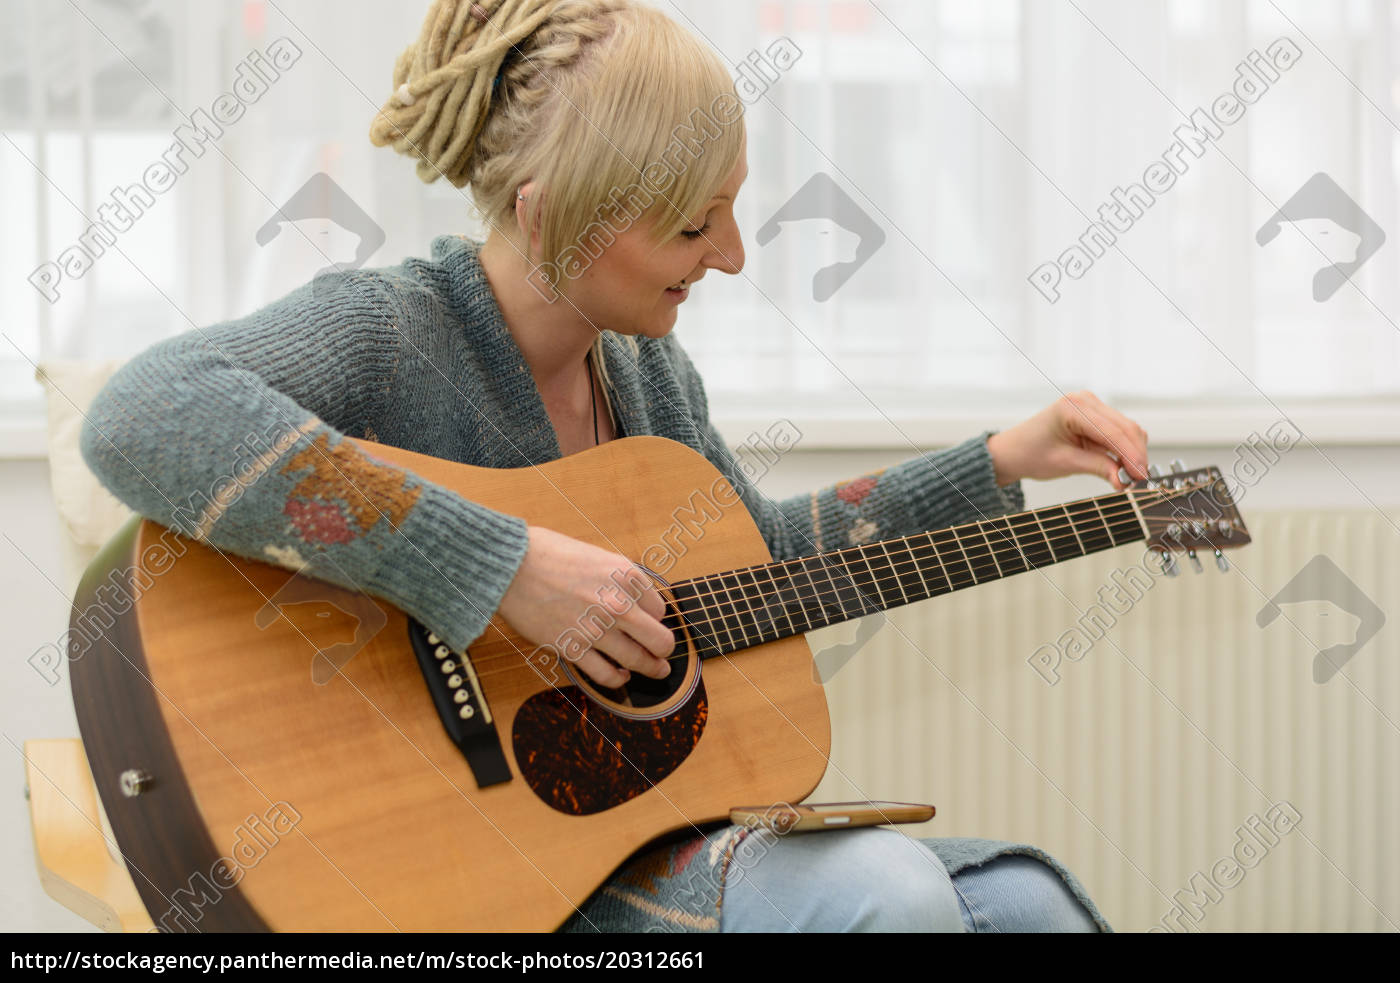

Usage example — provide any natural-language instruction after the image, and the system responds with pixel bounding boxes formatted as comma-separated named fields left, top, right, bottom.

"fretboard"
left=662, top=491, right=1145, bottom=660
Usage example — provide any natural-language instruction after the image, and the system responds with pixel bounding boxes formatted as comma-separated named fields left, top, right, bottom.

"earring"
left=517, top=190, right=526, bottom=202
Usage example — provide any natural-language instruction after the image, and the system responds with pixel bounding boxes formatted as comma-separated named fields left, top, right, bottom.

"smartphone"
left=728, top=800, right=935, bottom=834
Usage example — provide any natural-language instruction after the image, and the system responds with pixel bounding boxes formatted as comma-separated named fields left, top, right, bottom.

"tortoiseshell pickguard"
left=511, top=681, right=708, bottom=816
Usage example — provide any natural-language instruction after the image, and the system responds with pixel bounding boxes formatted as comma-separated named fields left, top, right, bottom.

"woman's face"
left=565, top=139, right=749, bottom=339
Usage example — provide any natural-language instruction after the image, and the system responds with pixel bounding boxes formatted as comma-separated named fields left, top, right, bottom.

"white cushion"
left=35, top=359, right=133, bottom=550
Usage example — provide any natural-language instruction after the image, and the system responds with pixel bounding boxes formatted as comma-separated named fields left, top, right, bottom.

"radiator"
left=806, top=509, right=1398, bottom=932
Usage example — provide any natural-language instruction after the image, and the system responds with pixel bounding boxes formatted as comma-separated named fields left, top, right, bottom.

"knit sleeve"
left=660, top=336, right=1025, bottom=561
left=79, top=271, right=529, bottom=653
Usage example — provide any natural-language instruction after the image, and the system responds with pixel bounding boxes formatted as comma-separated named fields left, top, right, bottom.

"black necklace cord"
left=587, top=349, right=600, bottom=446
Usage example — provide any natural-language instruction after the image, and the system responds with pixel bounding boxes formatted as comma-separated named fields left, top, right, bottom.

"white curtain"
left=3, top=0, right=1397, bottom=426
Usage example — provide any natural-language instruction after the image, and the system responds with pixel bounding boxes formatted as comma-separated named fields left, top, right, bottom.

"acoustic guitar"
left=68, top=434, right=1250, bottom=931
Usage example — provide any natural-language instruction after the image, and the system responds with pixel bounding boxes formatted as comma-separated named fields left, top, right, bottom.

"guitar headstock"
left=1127, top=461, right=1251, bottom=575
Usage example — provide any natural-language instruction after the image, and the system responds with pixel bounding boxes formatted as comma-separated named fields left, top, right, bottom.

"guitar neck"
left=665, top=490, right=1147, bottom=660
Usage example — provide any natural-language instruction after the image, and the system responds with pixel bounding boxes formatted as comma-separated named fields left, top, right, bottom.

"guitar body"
left=70, top=436, right=830, bottom=932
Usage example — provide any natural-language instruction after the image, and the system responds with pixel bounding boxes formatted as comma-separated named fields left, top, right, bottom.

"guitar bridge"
left=407, top=620, right=511, bottom=788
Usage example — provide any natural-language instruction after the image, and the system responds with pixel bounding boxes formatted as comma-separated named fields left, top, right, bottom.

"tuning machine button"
left=1148, top=464, right=1161, bottom=479
left=1214, top=548, right=1229, bottom=572
left=1186, top=549, right=1203, bottom=574
left=1158, top=550, right=1179, bottom=577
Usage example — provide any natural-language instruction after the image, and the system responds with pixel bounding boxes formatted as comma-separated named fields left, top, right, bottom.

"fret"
left=763, top=561, right=799, bottom=638
left=854, top=544, right=888, bottom=611
left=789, top=555, right=827, bottom=630
left=895, top=535, right=934, bottom=601
left=711, top=573, right=747, bottom=651
left=876, top=540, right=911, bottom=606
left=672, top=580, right=722, bottom=657
left=765, top=558, right=814, bottom=636
left=816, top=552, right=857, bottom=624
left=1038, top=506, right=1073, bottom=563
left=930, top=528, right=977, bottom=589
left=1027, top=509, right=1056, bottom=564
left=735, top=566, right=776, bottom=641
left=817, top=551, right=856, bottom=618
left=952, top=527, right=983, bottom=584
left=1060, top=504, right=1087, bottom=556
left=1090, top=496, right=1119, bottom=547
left=820, top=553, right=860, bottom=625
left=974, top=521, right=1005, bottom=579
left=906, top=532, right=952, bottom=597
left=1020, top=509, right=1057, bottom=568
left=984, top=516, right=1030, bottom=577
left=839, top=545, right=884, bottom=616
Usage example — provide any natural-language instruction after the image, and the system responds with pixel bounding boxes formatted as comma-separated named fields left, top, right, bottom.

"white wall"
left=2, top=459, right=94, bottom=932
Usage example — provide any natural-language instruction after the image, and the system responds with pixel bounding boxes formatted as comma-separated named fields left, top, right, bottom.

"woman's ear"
left=514, top=180, right=561, bottom=301
left=515, top=180, right=543, bottom=255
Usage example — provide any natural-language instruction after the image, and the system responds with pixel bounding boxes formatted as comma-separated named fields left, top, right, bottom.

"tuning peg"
left=1158, top=550, right=1179, bottom=577
left=1170, top=459, right=1186, bottom=473
left=1214, top=548, right=1229, bottom=572
left=1148, top=464, right=1161, bottom=478
left=1186, top=548, right=1203, bottom=573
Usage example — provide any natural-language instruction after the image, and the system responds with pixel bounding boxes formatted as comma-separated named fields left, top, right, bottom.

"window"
left=3, top=0, right=1397, bottom=434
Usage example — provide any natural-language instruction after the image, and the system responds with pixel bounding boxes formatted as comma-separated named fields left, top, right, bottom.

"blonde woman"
left=84, top=0, right=1146, bottom=932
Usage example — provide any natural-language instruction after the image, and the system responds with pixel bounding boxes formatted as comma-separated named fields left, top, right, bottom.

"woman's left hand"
left=986, top=391, right=1149, bottom=491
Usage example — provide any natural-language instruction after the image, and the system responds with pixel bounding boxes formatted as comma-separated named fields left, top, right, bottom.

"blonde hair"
left=370, top=0, right=746, bottom=383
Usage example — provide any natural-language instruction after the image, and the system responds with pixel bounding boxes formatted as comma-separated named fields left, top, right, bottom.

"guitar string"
left=460, top=513, right=1136, bottom=672
left=672, top=478, right=1225, bottom=597
left=462, top=483, right=1227, bottom=674
left=459, top=482, right=1233, bottom=677
left=484, top=481, right=1215, bottom=658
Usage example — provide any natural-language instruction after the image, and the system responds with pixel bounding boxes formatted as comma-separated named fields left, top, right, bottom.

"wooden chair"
left=24, top=738, right=153, bottom=933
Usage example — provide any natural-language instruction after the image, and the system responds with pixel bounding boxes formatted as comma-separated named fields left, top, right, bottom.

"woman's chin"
left=640, top=309, right=680, bottom=339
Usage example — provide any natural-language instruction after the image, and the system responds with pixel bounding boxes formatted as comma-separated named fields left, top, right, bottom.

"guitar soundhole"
left=582, top=650, right=688, bottom=709
left=511, top=679, right=708, bottom=816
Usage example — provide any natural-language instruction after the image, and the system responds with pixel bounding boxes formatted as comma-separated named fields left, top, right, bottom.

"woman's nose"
left=705, top=224, right=745, bottom=275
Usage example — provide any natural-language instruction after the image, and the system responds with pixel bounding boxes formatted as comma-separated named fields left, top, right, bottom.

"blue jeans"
left=718, top=827, right=1101, bottom=933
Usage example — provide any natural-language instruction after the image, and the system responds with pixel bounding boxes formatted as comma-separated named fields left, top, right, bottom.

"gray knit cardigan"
left=80, top=234, right=1109, bottom=933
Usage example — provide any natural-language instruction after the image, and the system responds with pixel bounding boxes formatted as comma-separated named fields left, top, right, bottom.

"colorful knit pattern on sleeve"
left=79, top=266, right=530, bottom=655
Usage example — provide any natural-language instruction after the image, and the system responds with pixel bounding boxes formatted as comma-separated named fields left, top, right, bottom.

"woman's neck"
left=478, top=232, right=595, bottom=394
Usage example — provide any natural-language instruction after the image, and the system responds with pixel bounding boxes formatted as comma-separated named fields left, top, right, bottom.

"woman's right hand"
left=496, top=525, right=675, bottom=687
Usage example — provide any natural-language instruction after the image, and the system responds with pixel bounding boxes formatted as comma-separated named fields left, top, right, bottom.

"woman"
left=82, top=0, right=1146, bottom=932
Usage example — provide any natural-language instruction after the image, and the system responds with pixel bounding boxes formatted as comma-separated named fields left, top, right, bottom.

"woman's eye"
left=681, top=223, right=711, bottom=240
